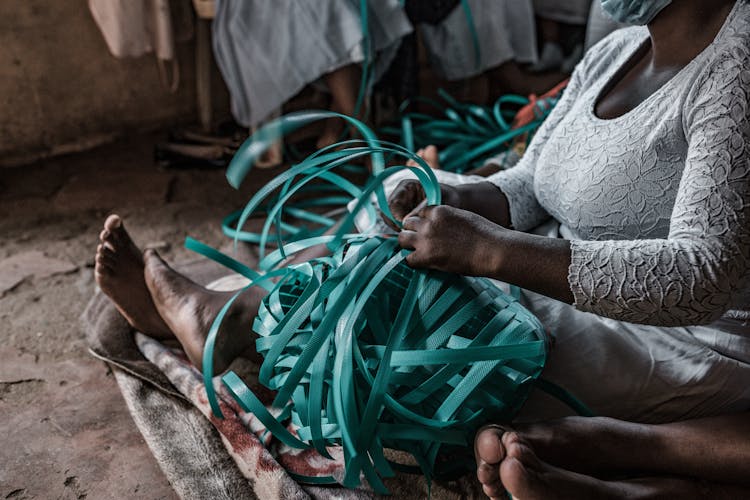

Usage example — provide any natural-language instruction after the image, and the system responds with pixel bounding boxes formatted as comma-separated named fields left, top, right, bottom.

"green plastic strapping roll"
left=383, top=89, right=560, bottom=173
left=188, top=111, right=589, bottom=494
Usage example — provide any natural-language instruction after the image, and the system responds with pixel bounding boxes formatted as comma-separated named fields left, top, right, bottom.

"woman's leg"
left=474, top=414, right=750, bottom=498
left=141, top=248, right=266, bottom=371
left=95, top=214, right=338, bottom=372
left=317, top=63, right=363, bottom=150
left=515, top=414, right=750, bottom=481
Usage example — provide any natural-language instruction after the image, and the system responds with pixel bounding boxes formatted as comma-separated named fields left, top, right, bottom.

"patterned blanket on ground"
left=82, top=257, right=484, bottom=499
left=134, top=332, right=484, bottom=499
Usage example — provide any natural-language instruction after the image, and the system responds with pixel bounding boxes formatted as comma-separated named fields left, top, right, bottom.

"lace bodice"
left=487, top=1, right=750, bottom=326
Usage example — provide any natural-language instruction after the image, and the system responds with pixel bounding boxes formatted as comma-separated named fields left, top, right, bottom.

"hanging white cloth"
left=88, top=0, right=193, bottom=91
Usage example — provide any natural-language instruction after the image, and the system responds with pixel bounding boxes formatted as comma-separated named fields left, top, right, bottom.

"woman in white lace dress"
left=93, top=0, right=749, bottom=497
left=387, top=0, right=750, bottom=496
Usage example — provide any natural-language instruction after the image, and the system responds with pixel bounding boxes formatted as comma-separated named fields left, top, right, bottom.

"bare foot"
left=143, top=249, right=265, bottom=372
left=476, top=417, right=659, bottom=478
left=475, top=425, right=512, bottom=499
left=475, top=428, right=653, bottom=500
left=95, top=215, right=172, bottom=339
left=406, top=145, right=440, bottom=170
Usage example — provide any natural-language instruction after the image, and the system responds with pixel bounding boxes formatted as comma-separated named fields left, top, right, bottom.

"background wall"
left=0, top=0, right=203, bottom=166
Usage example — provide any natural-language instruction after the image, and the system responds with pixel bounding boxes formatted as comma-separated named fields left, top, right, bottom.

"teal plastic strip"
left=184, top=106, right=589, bottom=493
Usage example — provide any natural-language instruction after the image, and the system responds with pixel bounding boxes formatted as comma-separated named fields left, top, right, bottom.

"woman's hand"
left=397, top=205, right=505, bottom=276
left=397, top=204, right=575, bottom=303
left=384, top=179, right=462, bottom=230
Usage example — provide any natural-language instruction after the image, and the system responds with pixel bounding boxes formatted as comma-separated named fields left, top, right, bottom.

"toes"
left=103, top=214, right=133, bottom=247
left=475, top=426, right=509, bottom=497
left=104, top=214, right=122, bottom=233
left=477, top=462, right=501, bottom=495
left=476, top=426, right=508, bottom=465
left=499, top=457, right=532, bottom=499
left=96, top=251, right=113, bottom=267
left=94, top=261, right=112, bottom=278
left=95, top=243, right=115, bottom=269
left=481, top=480, right=507, bottom=499
left=503, top=432, right=544, bottom=474
left=97, top=242, right=114, bottom=257
left=94, top=262, right=114, bottom=279
left=100, top=214, right=125, bottom=248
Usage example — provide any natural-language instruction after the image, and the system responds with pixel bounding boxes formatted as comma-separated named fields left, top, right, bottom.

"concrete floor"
left=0, top=133, right=278, bottom=499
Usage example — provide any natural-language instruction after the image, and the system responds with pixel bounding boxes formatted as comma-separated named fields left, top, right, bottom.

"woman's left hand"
left=397, top=205, right=504, bottom=276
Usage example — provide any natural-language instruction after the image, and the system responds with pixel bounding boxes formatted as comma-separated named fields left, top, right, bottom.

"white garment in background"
left=585, top=0, right=626, bottom=49
left=419, top=0, right=538, bottom=81
left=533, top=0, right=593, bottom=24
left=212, top=0, right=412, bottom=128
left=88, top=0, right=192, bottom=90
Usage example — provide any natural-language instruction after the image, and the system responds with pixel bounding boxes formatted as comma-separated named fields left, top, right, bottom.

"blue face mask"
left=600, top=0, right=673, bottom=25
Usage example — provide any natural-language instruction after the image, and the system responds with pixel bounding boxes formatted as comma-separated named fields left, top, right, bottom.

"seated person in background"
left=585, top=0, right=627, bottom=49
left=413, top=0, right=568, bottom=102
left=530, top=0, right=592, bottom=73
left=94, top=0, right=750, bottom=497
left=212, top=0, right=411, bottom=150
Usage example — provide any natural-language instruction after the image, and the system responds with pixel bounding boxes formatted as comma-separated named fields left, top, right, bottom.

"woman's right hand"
left=384, top=179, right=462, bottom=230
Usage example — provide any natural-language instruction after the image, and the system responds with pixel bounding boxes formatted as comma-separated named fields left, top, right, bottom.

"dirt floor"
left=0, top=132, right=280, bottom=499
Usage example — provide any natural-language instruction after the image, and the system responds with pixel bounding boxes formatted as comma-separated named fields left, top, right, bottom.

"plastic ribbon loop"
left=383, top=84, right=567, bottom=173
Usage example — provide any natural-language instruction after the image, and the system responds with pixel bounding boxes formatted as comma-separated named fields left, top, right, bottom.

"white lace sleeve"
left=569, top=50, right=750, bottom=326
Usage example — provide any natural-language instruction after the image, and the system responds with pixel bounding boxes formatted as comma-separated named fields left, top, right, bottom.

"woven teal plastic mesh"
left=212, top=236, right=549, bottom=492
left=188, top=111, right=553, bottom=493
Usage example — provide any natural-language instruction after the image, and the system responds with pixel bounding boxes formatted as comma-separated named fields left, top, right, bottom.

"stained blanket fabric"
left=83, top=261, right=485, bottom=499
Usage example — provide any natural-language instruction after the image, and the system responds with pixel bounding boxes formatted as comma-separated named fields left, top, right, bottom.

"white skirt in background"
left=419, top=0, right=538, bottom=81
left=532, top=0, right=593, bottom=25
left=212, top=0, right=412, bottom=128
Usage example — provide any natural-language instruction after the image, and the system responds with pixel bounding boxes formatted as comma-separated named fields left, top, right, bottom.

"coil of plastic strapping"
left=382, top=81, right=568, bottom=173
left=186, top=111, right=590, bottom=494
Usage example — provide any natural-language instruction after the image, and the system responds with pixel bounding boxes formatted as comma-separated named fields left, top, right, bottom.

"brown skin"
left=317, top=64, right=363, bottom=150
left=386, top=179, right=575, bottom=303
left=465, top=0, right=743, bottom=498
left=474, top=413, right=750, bottom=500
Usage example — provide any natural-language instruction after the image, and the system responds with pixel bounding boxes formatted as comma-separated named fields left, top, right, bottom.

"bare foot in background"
left=407, top=145, right=440, bottom=169
left=95, top=214, right=172, bottom=339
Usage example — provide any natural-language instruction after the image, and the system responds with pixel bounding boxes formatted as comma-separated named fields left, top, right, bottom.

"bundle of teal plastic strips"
left=186, top=111, right=587, bottom=494
left=382, top=89, right=561, bottom=173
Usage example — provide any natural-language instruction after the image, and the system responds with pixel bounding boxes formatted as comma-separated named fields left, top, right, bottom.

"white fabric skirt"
left=533, top=0, right=593, bottom=24
left=212, top=0, right=412, bottom=127
left=419, top=0, right=538, bottom=81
